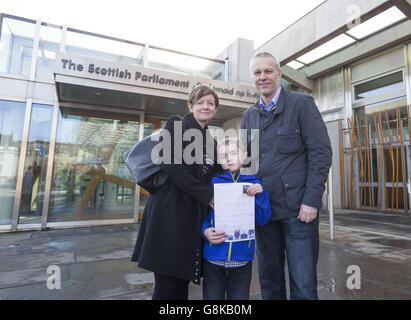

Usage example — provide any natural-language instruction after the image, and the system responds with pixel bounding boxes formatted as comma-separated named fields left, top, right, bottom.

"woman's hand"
left=246, top=183, right=263, bottom=196
left=208, top=196, right=214, bottom=209
left=204, top=227, right=226, bottom=244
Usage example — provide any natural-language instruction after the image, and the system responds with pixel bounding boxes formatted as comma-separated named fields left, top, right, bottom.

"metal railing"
left=0, top=13, right=228, bottom=82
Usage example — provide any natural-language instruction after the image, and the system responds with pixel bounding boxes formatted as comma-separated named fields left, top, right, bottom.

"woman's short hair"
left=187, top=84, right=219, bottom=108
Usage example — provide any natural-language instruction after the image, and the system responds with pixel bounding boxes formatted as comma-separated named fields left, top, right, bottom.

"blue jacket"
left=201, top=170, right=271, bottom=262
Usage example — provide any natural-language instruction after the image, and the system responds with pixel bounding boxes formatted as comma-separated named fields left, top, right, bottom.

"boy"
left=201, top=137, right=271, bottom=300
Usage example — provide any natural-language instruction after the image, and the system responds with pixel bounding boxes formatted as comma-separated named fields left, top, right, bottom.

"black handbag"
left=123, top=130, right=168, bottom=193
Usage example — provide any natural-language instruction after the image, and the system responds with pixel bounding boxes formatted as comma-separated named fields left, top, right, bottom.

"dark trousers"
left=202, top=259, right=252, bottom=300
left=152, top=273, right=190, bottom=300
left=255, top=216, right=319, bottom=300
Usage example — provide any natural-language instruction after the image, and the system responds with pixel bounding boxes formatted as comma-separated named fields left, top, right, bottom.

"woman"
left=131, top=84, right=220, bottom=300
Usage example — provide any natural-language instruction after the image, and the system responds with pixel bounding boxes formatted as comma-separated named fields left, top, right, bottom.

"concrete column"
left=215, top=38, right=254, bottom=86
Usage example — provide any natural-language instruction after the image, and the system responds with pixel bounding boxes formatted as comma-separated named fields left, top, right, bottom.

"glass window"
left=354, top=71, right=404, bottom=100
left=148, top=47, right=225, bottom=80
left=36, top=25, right=61, bottom=81
left=18, top=104, right=54, bottom=224
left=65, top=30, right=144, bottom=66
left=0, top=100, right=26, bottom=225
left=0, top=17, right=35, bottom=76
left=48, top=111, right=140, bottom=222
left=354, top=100, right=408, bottom=142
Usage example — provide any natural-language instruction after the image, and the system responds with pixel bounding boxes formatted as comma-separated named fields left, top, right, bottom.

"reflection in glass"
left=0, top=17, right=35, bottom=76
left=65, top=31, right=144, bottom=66
left=48, top=112, right=140, bottom=222
left=355, top=72, right=404, bottom=100
left=0, top=100, right=26, bottom=225
left=36, top=25, right=61, bottom=81
left=18, top=104, right=53, bottom=224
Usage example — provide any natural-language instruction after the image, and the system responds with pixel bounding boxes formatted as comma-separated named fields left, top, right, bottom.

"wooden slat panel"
left=399, top=107, right=407, bottom=213
left=373, top=114, right=381, bottom=208
left=339, top=120, right=345, bottom=208
left=355, top=116, right=365, bottom=209
left=384, top=110, right=395, bottom=213
left=365, top=115, right=372, bottom=208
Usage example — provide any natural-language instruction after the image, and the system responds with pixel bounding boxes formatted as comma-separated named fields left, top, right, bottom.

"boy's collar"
left=229, top=169, right=241, bottom=183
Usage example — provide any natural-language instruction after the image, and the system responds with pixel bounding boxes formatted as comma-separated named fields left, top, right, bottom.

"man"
left=241, top=52, right=332, bottom=300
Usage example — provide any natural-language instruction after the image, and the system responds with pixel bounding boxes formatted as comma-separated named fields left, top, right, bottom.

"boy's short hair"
left=217, top=137, right=246, bottom=153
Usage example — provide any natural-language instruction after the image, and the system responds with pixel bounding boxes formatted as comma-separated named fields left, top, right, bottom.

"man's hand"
left=204, top=228, right=226, bottom=244
left=246, top=183, right=263, bottom=196
left=297, top=204, right=317, bottom=223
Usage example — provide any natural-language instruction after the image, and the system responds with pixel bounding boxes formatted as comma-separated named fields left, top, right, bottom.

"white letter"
left=346, top=265, right=361, bottom=289
left=46, top=265, right=61, bottom=290
left=151, top=129, right=171, bottom=165
left=173, top=121, right=183, bottom=164
left=241, top=129, right=259, bottom=175
left=183, top=128, right=203, bottom=165
left=346, top=5, right=361, bottom=30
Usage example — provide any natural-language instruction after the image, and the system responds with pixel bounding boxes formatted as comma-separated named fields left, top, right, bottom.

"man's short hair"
left=249, top=52, right=281, bottom=73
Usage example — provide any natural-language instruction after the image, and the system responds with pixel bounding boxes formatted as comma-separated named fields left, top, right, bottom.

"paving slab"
left=0, top=209, right=410, bottom=300
left=0, top=252, right=75, bottom=272
left=0, top=265, right=69, bottom=289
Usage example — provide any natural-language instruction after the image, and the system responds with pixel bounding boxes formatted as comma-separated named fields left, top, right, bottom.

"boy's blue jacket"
left=201, top=170, right=272, bottom=262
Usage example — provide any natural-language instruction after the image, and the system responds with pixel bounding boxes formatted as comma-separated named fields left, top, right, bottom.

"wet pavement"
left=0, top=209, right=411, bottom=300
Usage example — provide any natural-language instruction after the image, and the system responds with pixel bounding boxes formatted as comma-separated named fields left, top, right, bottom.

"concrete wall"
left=216, top=38, right=254, bottom=86
left=256, top=0, right=392, bottom=64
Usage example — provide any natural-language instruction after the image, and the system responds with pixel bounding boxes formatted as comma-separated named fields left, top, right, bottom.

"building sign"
left=54, top=53, right=259, bottom=103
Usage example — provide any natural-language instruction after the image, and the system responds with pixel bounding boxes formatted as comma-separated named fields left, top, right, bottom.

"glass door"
left=48, top=111, right=140, bottom=222
left=47, top=111, right=164, bottom=223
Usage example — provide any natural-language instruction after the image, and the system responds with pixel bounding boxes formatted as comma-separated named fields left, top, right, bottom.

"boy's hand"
left=246, top=183, right=263, bottom=196
left=204, top=228, right=226, bottom=244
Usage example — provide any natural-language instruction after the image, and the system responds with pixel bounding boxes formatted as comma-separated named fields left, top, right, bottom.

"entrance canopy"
left=54, top=53, right=259, bottom=126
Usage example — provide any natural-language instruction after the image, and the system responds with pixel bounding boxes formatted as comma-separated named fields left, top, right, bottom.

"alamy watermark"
left=150, top=125, right=260, bottom=175
left=46, top=265, right=61, bottom=290
left=346, top=264, right=361, bottom=290
left=346, top=4, right=361, bottom=30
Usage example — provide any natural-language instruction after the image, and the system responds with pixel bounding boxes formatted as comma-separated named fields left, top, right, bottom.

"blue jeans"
left=202, top=260, right=252, bottom=300
left=255, top=216, right=319, bottom=300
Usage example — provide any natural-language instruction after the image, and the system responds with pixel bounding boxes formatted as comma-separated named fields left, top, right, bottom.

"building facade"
left=1, top=0, right=410, bottom=233
left=257, top=0, right=411, bottom=215
left=0, top=13, right=257, bottom=232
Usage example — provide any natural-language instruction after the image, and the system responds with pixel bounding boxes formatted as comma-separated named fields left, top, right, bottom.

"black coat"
left=241, top=87, right=332, bottom=220
left=131, top=112, right=219, bottom=284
